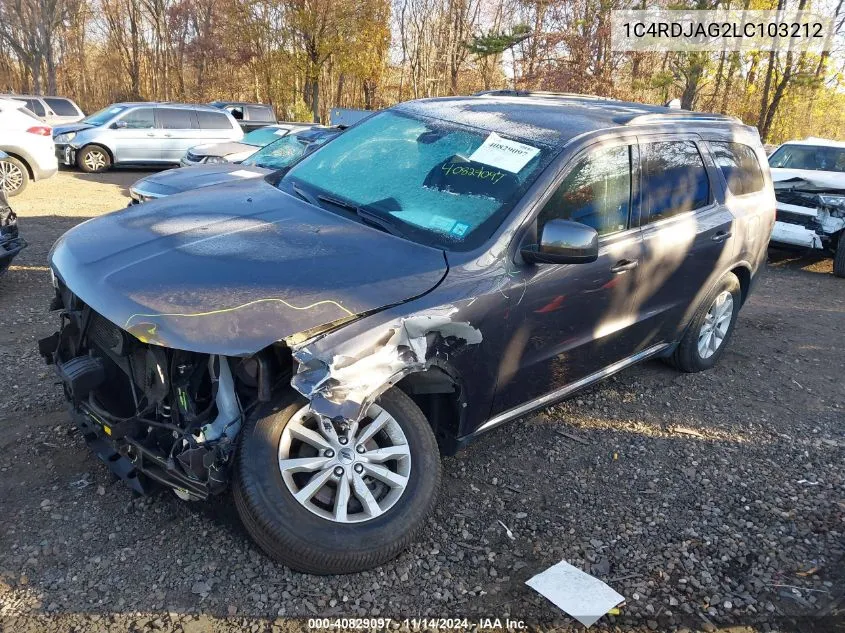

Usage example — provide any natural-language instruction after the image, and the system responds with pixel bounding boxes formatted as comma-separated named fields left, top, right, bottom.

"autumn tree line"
left=1, top=0, right=843, bottom=143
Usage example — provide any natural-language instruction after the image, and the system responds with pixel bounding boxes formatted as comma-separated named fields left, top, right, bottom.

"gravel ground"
left=1, top=169, right=843, bottom=633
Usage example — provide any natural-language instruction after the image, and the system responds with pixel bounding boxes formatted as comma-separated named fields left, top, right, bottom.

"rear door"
left=156, top=107, right=201, bottom=162
left=635, top=136, right=736, bottom=345
left=112, top=106, right=159, bottom=162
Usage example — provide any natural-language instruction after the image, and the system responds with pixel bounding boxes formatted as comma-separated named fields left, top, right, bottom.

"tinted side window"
left=44, top=97, right=79, bottom=116
left=710, top=141, right=764, bottom=195
left=196, top=110, right=232, bottom=130
left=642, top=141, right=710, bottom=223
left=225, top=106, right=244, bottom=120
left=25, top=99, right=45, bottom=117
left=538, top=144, right=632, bottom=237
left=157, top=108, right=196, bottom=129
left=118, top=107, right=155, bottom=129
left=246, top=105, right=273, bottom=121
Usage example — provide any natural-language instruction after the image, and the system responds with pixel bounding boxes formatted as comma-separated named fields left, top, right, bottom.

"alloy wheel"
left=698, top=290, right=733, bottom=359
left=84, top=151, right=107, bottom=171
left=277, top=403, right=412, bottom=524
left=0, top=160, right=23, bottom=194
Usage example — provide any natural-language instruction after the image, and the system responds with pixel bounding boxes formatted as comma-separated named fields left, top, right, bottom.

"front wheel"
left=233, top=387, right=441, bottom=574
left=665, top=272, right=741, bottom=372
left=77, top=145, right=111, bottom=173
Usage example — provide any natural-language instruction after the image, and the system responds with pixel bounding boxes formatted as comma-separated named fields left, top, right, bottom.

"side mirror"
left=112, top=120, right=127, bottom=129
left=521, top=219, right=599, bottom=265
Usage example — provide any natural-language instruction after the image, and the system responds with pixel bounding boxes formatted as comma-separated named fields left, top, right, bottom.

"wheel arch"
left=729, top=262, right=752, bottom=306
left=1, top=151, right=34, bottom=179
left=394, top=365, right=464, bottom=456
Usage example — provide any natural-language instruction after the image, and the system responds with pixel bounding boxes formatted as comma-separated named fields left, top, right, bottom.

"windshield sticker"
left=441, top=162, right=506, bottom=184
left=274, top=129, right=288, bottom=136
left=109, top=108, right=122, bottom=114
left=450, top=222, right=470, bottom=237
left=469, top=132, right=540, bottom=173
left=428, top=215, right=457, bottom=233
left=227, top=169, right=260, bottom=179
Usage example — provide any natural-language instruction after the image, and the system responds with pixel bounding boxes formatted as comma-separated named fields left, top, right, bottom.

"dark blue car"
left=40, top=92, right=774, bottom=574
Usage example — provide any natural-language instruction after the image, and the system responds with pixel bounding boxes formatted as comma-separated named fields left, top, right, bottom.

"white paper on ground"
left=468, top=132, right=540, bottom=173
left=525, top=560, right=625, bottom=628
left=227, top=169, right=261, bottom=179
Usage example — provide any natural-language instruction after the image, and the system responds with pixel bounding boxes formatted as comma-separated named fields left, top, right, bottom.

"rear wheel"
left=77, top=145, right=111, bottom=173
left=666, top=272, right=741, bottom=372
left=233, top=387, right=441, bottom=574
left=833, top=232, right=845, bottom=278
left=0, top=156, right=29, bottom=196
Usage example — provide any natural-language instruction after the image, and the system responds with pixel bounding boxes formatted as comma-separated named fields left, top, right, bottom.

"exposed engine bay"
left=38, top=281, right=291, bottom=499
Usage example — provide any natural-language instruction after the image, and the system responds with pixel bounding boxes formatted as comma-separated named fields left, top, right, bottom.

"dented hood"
left=50, top=179, right=447, bottom=355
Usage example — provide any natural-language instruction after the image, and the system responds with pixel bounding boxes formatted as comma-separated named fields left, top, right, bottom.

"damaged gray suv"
left=40, top=92, right=774, bottom=574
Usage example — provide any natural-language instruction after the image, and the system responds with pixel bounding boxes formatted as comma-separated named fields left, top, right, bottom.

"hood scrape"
left=290, top=306, right=481, bottom=422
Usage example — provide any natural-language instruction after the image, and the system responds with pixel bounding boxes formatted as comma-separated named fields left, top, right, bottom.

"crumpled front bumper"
left=770, top=220, right=823, bottom=250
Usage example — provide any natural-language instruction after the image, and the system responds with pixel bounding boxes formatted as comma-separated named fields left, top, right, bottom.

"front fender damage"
left=288, top=306, right=482, bottom=423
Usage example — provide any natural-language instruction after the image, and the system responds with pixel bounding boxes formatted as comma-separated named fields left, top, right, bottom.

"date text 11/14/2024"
left=307, top=618, right=528, bottom=630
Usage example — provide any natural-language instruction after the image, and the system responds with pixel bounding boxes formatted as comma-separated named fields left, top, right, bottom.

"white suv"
left=0, top=94, right=85, bottom=126
left=0, top=98, right=58, bottom=196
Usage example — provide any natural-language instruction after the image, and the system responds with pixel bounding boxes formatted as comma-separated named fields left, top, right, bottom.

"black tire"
left=0, top=156, right=29, bottom=196
left=833, top=232, right=845, bottom=279
left=233, top=387, right=441, bottom=574
left=77, top=145, right=111, bottom=173
left=665, top=272, right=742, bottom=373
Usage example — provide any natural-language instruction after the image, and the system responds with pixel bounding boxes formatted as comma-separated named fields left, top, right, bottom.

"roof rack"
left=625, top=112, right=743, bottom=126
left=473, top=89, right=609, bottom=100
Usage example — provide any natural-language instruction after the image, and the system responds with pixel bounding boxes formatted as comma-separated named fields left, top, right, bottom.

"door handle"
left=146, top=132, right=155, bottom=137
left=711, top=231, right=732, bottom=242
left=164, top=133, right=172, bottom=138
left=610, top=259, right=638, bottom=274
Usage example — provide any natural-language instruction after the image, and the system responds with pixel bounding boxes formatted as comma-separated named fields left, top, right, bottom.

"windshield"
left=243, top=135, right=308, bottom=169
left=242, top=126, right=289, bottom=147
left=279, top=110, right=553, bottom=250
left=769, top=145, right=845, bottom=172
left=82, top=105, right=126, bottom=126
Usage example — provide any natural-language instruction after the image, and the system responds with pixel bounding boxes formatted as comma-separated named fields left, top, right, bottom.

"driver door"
left=491, top=140, right=647, bottom=415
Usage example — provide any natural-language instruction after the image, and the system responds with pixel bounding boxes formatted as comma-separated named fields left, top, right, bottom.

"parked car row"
left=130, top=125, right=341, bottom=203
left=53, top=102, right=244, bottom=172
left=39, top=91, right=777, bottom=576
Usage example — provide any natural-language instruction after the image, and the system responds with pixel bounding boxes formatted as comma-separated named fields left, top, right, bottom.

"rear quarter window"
left=642, top=141, right=710, bottom=223
left=24, top=98, right=45, bottom=117
left=246, top=105, right=274, bottom=121
left=710, top=141, right=765, bottom=195
left=43, top=97, right=80, bottom=117
left=158, top=108, right=197, bottom=129
left=196, top=110, right=234, bottom=130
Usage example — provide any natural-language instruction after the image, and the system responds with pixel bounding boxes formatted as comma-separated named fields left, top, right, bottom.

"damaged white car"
left=768, top=138, right=845, bottom=277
